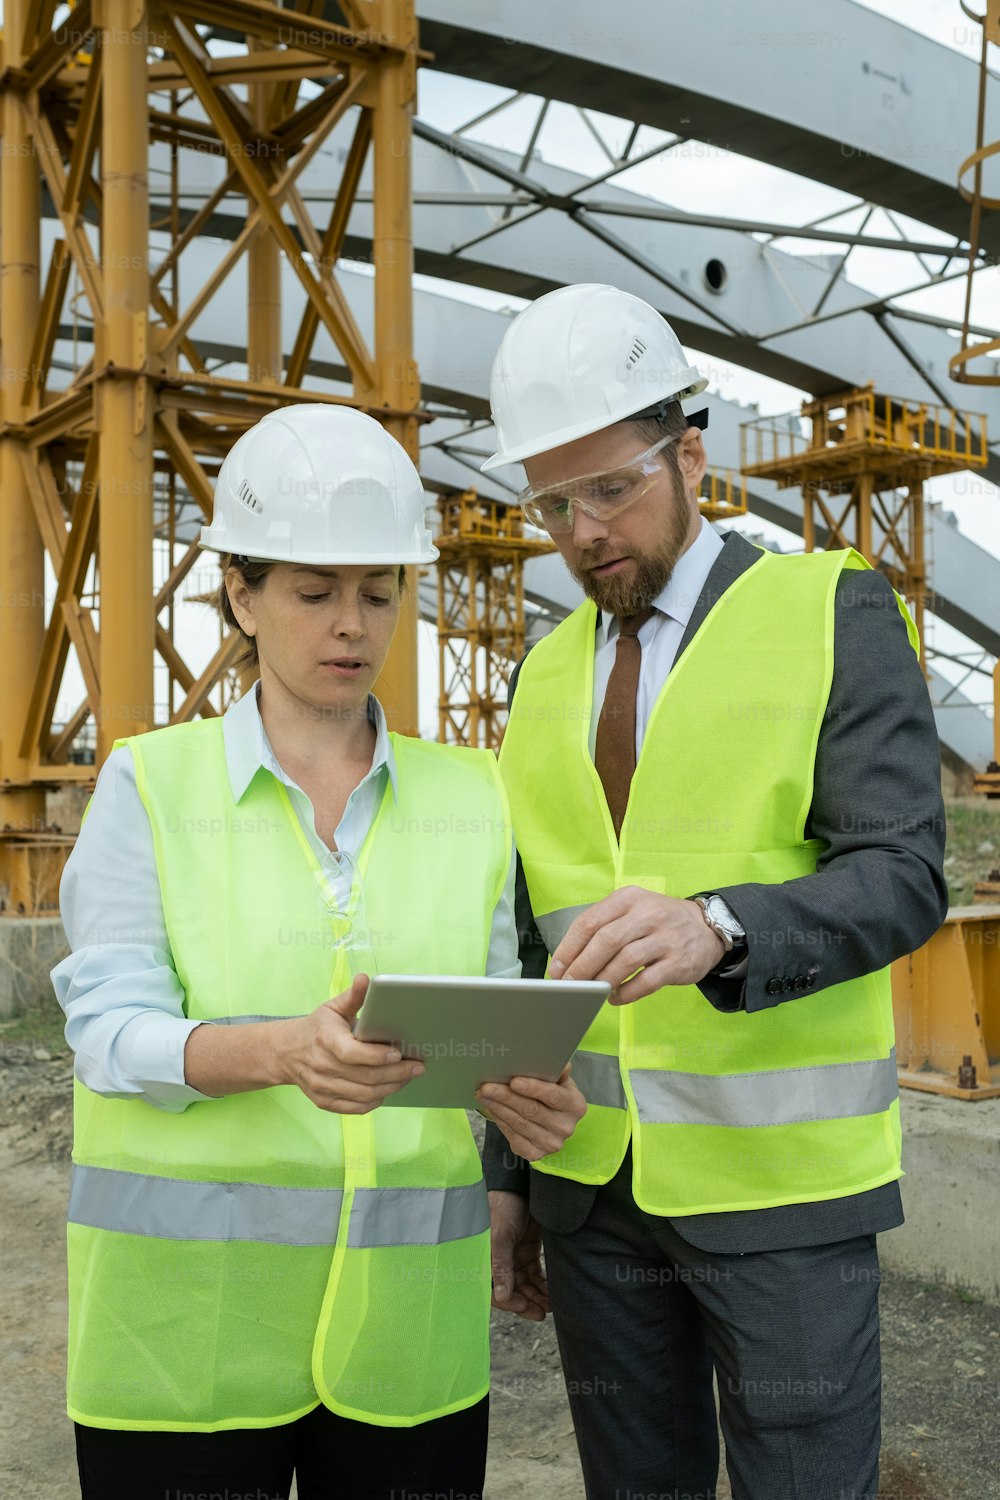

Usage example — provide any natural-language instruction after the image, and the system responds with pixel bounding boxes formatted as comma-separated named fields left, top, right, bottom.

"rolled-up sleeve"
left=51, top=747, right=213, bottom=1112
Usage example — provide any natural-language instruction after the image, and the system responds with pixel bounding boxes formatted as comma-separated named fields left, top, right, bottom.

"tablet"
left=353, top=973, right=610, bottom=1109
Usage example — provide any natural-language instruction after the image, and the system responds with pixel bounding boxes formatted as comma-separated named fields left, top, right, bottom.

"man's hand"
left=278, top=973, right=425, bottom=1113
left=475, top=1063, right=586, bottom=1162
left=488, top=1190, right=549, bottom=1321
left=548, top=888, right=726, bottom=1005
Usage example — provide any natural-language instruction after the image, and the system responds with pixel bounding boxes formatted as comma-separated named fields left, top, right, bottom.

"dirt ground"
left=2, top=1031, right=998, bottom=1500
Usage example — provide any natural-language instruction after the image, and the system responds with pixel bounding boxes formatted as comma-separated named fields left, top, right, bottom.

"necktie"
left=595, top=609, right=653, bottom=841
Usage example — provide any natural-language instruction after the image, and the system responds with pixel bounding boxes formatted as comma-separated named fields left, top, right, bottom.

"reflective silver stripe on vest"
left=570, top=1050, right=627, bottom=1110
left=69, top=1165, right=487, bottom=1248
left=202, top=1014, right=306, bottom=1025
left=630, top=1048, right=898, bottom=1129
left=347, top=1181, right=488, bottom=1248
left=535, top=904, right=594, bottom=954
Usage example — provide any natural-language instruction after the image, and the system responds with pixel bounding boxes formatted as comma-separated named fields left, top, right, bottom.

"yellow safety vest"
left=67, top=718, right=510, bottom=1431
left=499, top=545, right=916, bottom=1216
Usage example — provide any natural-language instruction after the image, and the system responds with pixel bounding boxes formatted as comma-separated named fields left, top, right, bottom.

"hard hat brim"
left=481, top=376, right=710, bottom=472
left=199, top=530, right=439, bottom=565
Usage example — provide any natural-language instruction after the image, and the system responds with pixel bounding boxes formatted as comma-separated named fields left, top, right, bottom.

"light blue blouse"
left=52, top=685, right=519, bottom=1112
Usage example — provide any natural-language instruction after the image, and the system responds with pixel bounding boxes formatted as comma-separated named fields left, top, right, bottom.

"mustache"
left=579, top=546, right=619, bottom=570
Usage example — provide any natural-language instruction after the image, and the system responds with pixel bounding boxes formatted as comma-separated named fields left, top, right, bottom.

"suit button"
left=793, top=975, right=807, bottom=990
left=782, top=976, right=795, bottom=993
left=765, top=978, right=782, bottom=996
left=806, top=973, right=818, bottom=989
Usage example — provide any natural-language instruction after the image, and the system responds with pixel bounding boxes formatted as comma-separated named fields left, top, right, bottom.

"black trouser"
left=540, top=1161, right=883, bottom=1500
left=75, top=1395, right=488, bottom=1500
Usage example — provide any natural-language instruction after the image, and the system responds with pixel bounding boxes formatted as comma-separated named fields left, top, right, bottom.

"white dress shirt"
left=588, top=518, right=748, bottom=980
left=52, top=684, right=519, bottom=1112
left=590, top=515, right=724, bottom=759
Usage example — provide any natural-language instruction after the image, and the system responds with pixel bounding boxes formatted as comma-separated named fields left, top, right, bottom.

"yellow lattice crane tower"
left=0, top=0, right=424, bottom=915
left=435, top=493, right=554, bottom=748
left=740, top=386, right=988, bottom=676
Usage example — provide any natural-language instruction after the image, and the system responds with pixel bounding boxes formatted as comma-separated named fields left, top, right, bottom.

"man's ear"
left=225, top=569, right=257, bottom=638
left=677, top=428, right=708, bottom=491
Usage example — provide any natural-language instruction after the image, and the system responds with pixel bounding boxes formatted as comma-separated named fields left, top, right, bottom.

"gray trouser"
left=540, top=1165, right=883, bottom=1500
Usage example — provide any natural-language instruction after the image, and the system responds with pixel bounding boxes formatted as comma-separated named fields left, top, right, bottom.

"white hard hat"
left=481, top=284, right=708, bottom=472
left=200, top=403, right=439, bottom=564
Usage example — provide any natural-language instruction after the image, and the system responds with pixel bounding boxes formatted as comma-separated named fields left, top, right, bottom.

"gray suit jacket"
left=483, top=530, right=949, bottom=1252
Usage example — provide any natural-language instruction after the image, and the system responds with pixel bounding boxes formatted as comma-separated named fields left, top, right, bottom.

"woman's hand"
left=184, top=973, right=423, bottom=1112
left=277, top=974, right=425, bottom=1113
left=475, top=1064, right=587, bottom=1161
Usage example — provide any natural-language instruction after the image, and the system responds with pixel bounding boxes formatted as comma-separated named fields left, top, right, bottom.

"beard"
left=570, top=482, right=693, bottom=616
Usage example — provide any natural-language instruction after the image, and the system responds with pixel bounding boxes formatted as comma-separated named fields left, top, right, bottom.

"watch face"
left=706, top=896, right=744, bottom=940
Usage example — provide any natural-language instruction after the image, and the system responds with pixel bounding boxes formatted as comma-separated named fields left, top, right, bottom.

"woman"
left=52, top=404, right=585, bottom=1500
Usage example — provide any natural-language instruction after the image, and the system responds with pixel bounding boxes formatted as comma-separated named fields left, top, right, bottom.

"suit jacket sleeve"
left=698, top=566, right=949, bottom=1014
left=483, top=656, right=535, bottom=1194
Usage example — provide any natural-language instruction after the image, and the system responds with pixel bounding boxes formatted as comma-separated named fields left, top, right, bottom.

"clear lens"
left=520, top=433, right=679, bottom=535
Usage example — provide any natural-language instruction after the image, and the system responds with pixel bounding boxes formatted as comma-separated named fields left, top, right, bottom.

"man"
left=473, top=283, right=948, bottom=1500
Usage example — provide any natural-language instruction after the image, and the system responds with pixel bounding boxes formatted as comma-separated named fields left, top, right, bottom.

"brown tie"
left=595, top=609, right=653, bottom=840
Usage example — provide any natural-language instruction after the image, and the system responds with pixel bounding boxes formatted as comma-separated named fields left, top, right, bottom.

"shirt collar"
left=598, top=516, right=724, bottom=645
left=222, top=681, right=398, bottom=805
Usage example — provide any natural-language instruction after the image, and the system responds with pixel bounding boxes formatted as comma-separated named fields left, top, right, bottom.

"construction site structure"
left=741, top=386, right=998, bottom=1100
left=435, top=492, right=554, bottom=749
left=699, top=466, right=747, bottom=524
left=0, top=0, right=423, bottom=916
left=740, top=385, right=989, bottom=675
left=951, top=0, right=1000, bottom=801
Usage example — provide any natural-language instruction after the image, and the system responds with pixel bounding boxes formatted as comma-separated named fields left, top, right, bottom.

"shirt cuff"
left=110, top=1012, right=217, bottom=1112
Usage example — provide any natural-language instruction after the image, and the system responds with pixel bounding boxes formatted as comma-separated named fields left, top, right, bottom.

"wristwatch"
left=690, top=894, right=746, bottom=953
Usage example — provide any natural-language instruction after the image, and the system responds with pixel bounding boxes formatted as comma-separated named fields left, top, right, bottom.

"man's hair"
left=626, top=398, right=691, bottom=477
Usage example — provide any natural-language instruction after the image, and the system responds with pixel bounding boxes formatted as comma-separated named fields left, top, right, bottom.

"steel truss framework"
left=950, top=0, right=1000, bottom=797
left=411, top=90, right=997, bottom=485
left=5, top=1, right=1000, bottom=905
left=0, top=0, right=421, bottom=911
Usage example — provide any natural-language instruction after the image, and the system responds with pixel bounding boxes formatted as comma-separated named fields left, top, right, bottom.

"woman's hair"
left=217, top=556, right=407, bottom=670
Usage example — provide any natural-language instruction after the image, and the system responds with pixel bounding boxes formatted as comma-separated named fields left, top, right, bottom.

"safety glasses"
left=518, top=433, right=680, bottom=534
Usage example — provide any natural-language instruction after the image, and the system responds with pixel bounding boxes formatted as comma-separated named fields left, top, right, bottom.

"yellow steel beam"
left=153, top=47, right=372, bottom=379
left=21, top=237, right=71, bottom=410
left=369, top=0, right=419, bottom=735
left=150, top=168, right=239, bottom=290
left=171, top=632, right=244, bottom=722
left=892, top=905, right=1000, bottom=1098
left=153, top=535, right=203, bottom=613
left=19, top=0, right=93, bottom=91
left=0, top=0, right=45, bottom=862
left=62, top=32, right=102, bottom=215
left=286, top=105, right=372, bottom=387
left=23, top=96, right=104, bottom=319
left=96, top=0, right=154, bottom=760
left=17, top=452, right=101, bottom=762
left=247, top=36, right=282, bottom=390
left=165, top=0, right=414, bottom=63
left=18, top=0, right=59, bottom=56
